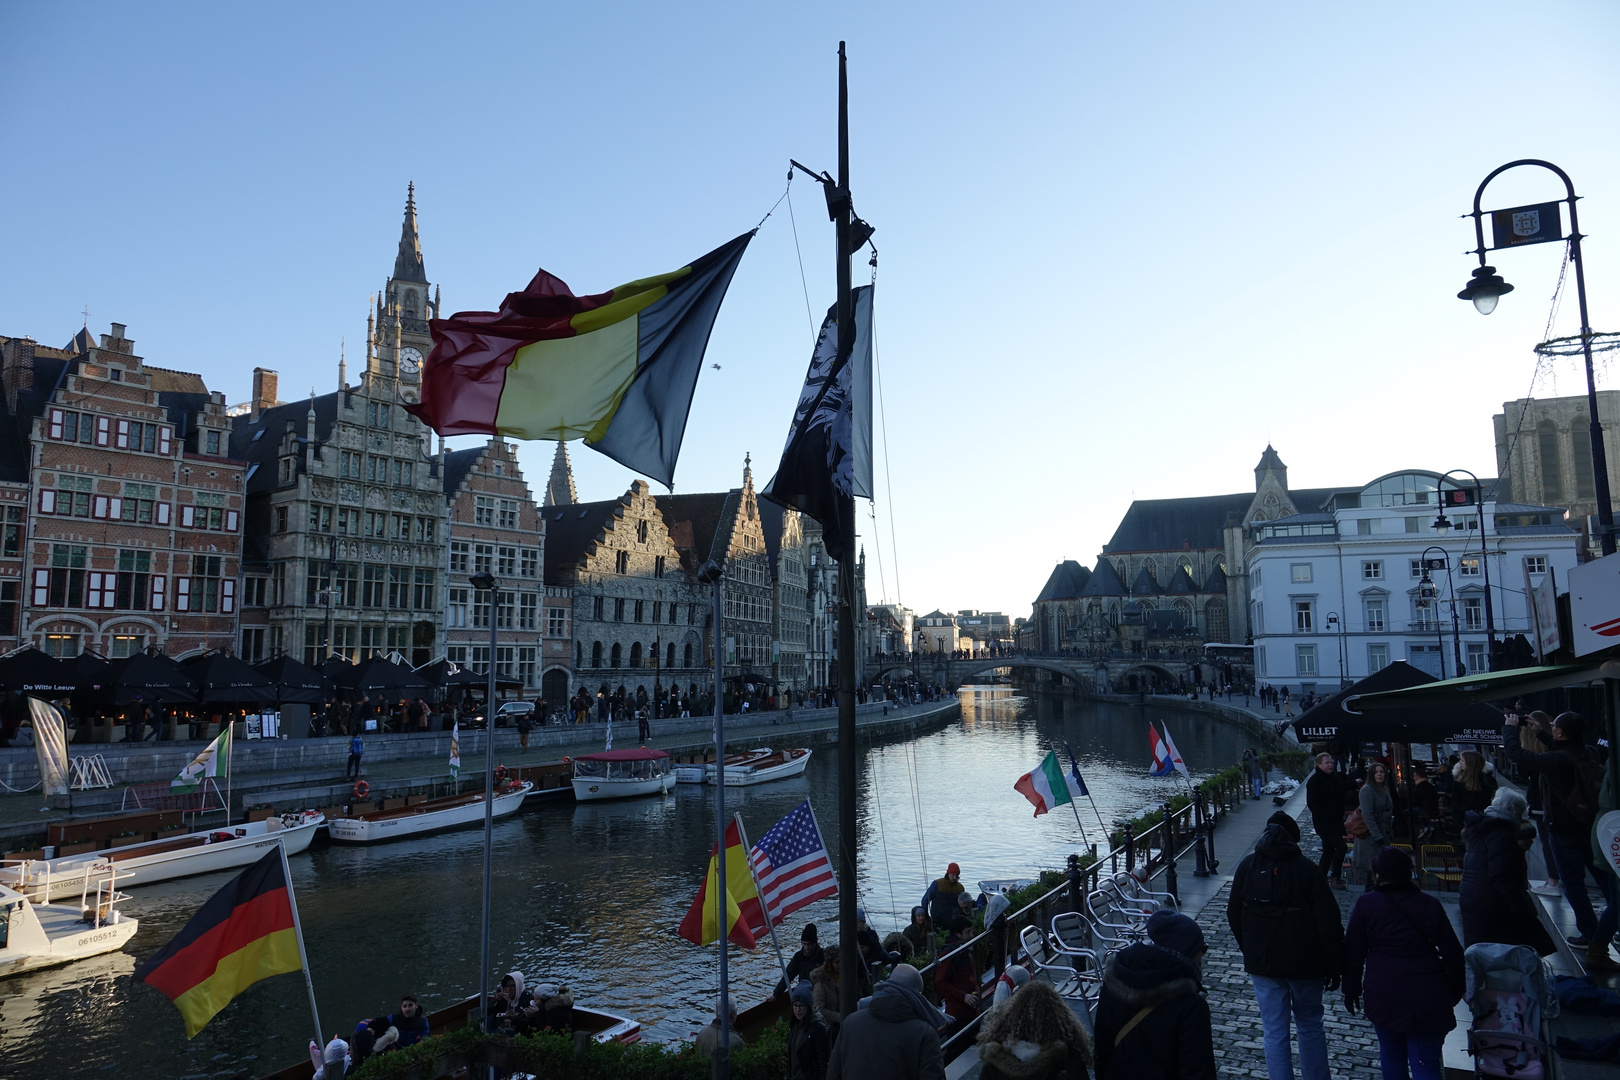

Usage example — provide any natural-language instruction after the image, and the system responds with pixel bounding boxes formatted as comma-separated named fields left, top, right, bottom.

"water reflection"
left=8, top=687, right=1255, bottom=1077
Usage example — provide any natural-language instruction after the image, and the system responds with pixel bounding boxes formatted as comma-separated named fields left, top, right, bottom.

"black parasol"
left=182, top=652, right=278, bottom=705
left=0, top=647, right=78, bottom=695
left=1292, top=660, right=1504, bottom=745
left=253, top=655, right=328, bottom=704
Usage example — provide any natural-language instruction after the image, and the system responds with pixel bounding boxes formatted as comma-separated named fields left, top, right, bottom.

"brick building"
left=442, top=438, right=570, bottom=705
left=0, top=323, right=246, bottom=657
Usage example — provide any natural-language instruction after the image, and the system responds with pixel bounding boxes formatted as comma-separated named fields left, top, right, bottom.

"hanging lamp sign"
left=1490, top=201, right=1563, bottom=249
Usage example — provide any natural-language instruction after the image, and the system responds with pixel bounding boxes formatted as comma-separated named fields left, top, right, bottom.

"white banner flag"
left=26, top=696, right=70, bottom=798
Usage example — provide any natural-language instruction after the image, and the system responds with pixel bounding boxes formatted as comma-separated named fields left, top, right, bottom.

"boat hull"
left=325, top=783, right=531, bottom=843
left=0, top=914, right=138, bottom=978
left=720, top=749, right=812, bottom=787
left=3, top=814, right=325, bottom=903
left=571, top=773, right=676, bottom=801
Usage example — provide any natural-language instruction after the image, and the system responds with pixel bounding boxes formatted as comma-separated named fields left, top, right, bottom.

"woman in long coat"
left=1354, top=763, right=1395, bottom=886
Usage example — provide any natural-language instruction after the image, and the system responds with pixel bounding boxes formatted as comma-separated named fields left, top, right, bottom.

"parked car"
left=493, top=701, right=535, bottom=728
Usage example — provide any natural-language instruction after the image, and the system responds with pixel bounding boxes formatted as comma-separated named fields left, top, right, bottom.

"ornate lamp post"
left=1434, top=468, right=1496, bottom=664
left=1418, top=548, right=1462, bottom=678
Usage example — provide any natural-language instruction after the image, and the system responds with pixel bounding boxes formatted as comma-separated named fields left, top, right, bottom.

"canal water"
left=7, top=688, right=1258, bottom=1080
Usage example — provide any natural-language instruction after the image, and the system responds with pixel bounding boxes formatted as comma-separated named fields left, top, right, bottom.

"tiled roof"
left=1080, top=557, right=1129, bottom=597
left=441, top=447, right=481, bottom=498
left=1035, top=560, right=1092, bottom=602
left=540, top=498, right=627, bottom=585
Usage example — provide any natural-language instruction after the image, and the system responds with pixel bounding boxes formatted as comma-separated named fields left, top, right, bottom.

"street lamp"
left=1434, top=469, right=1496, bottom=665
left=1418, top=548, right=1462, bottom=679
left=1325, top=612, right=1346, bottom=688
left=468, top=569, right=498, bottom=1038
left=1460, top=160, right=1615, bottom=556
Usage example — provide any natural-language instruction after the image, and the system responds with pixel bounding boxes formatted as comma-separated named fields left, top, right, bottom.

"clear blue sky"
left=3, top=3, right=1617, bottom=619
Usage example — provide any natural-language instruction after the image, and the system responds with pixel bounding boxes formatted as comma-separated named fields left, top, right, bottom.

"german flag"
left=134, top=848, right=303, bottom=1037
left=405, top=232, right=752, bottom=489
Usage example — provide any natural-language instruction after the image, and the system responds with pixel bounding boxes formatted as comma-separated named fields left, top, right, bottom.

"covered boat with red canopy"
left=570, top=747, right=675, bottom=801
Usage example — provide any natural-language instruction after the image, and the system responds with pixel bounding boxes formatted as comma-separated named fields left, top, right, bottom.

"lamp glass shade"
left=1473, top=292, right=1499, bottom=315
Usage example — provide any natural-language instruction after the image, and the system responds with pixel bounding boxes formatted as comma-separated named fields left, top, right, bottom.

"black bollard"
left=1067, top=852, right=1084, bottom=915
left=1162, top=802, right=1179, bottom=902
left=1123, top=823, right=1136, bottom=874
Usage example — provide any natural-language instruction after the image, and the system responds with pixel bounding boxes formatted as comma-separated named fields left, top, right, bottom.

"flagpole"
left=276, top=838, right=324, bottom=1050
left=225, top=723, right=233, bottom=824
left=734, top=811, right=790, bottom=989
left=1064, top=742, right=1109, bottom=844
left=703, top=560, right=732, bottom=1078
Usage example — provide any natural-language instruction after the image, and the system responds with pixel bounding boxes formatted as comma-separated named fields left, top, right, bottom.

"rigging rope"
left=754, top=175, right=791, bottom=232
left=785, top=173, right=818, bottom=345
left=868, top=736, right=899, bottom=923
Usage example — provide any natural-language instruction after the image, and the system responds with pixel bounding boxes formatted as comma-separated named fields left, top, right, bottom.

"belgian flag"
left=134, top=848, right=304, bottom=1037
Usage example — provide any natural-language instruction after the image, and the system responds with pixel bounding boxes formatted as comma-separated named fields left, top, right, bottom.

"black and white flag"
left=763, top=286, right=872, bottom=561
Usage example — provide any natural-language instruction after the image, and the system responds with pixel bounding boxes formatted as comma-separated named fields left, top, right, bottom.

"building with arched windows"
left=1494, top=391, right=1620, bottom=557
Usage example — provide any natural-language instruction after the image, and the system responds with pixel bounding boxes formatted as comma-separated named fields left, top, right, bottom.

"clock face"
left=399, top=346, right=424, bottom=374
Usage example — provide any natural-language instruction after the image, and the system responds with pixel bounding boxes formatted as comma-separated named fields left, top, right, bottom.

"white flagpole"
left=276, top=838, right=324, bottom=1049
left=225, top=723, right=233, bottom=824
left=733, top=811, right=790, bottom=989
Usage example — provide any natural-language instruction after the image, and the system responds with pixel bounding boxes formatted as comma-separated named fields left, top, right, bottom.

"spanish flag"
left=678, top=818, right=758, bottom=949
left=407, top=232, right=752, bottom=488
left=134, top=848, right=304, bottom=1037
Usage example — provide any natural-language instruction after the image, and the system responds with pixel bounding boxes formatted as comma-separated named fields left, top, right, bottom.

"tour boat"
left=674, top=748, right=773, bottom=784
left=325, top=782, right=533, bottom=843
left=0, top=811, right=326, bottom=903
left=571, top=749, right=675, bottom=801
left=0, top=875, right=138, bottom=978
left=254, top=992, right=639, bottom=1080
left=716, top=748, right=811, bottom=787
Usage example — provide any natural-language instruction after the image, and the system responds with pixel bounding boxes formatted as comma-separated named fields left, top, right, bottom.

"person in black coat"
left=1305, top=753, right=1350, bottom=887
left=787, top=981, right=830, bottom=1080
left=1459, top=788, right=1557, bottom=956
left=1092, top=911, right=1215, bottom=1080
left=776, top=924, right=826, bottom=997
left=1227, top=811, right=1345, bottom=1080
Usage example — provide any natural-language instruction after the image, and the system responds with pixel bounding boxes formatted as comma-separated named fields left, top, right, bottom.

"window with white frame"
left=1293, top=600, right=1314, bottom=633
left=1296, top=644, right=1317, bottom=677
left=1364, top=597, right=1386, bottom=633
left=1464, top=597, right=1483, bottom=630
left=1356, top=518, right=1381, bottom=535
left=1291, top=563, right=1313, bottom=583
left=1467, top=641, right=1488, bottom=673
left=1253, top=567, right=1262, bottom=588
left=1459, top=555, right=1481, bottom=577
left=1367, top=643, right=1389, bottom=672
left=546, top=607, right=568, bottom=637
left=519, top=592, right=538, bottom=630
left=1362, top=560, right=1383, bottom=580
left=447, top=586, right=469, bottom=628
left=474, top=495, right=496, bottom=526
left=520, top=548, right=538, bottom=577
left=1410, top=559, right=1426, bottom=578
left=1255, top=645, right=1267, bottom=677
left=446, top=645, right=469, bottom=666
left=1525, top=555, right=1548, bottom=575
left=450, top=541, right=469, bottom=574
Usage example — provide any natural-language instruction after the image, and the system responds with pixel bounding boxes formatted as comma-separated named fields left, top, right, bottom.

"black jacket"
left=1499, top=725, right=1596, bottom=835
left=1092, top=944, right=1214, bottom=1080
left=1460, top=812, right=1557, bottom=955
left=1305, top=769, right=1349, bottom=827
left=789, top=1014, right=831, bottom=1080
left=777, top=944, right=826, bottom=996
left=1227, top=824, right=1345, bottom=978
left=825, top=985, right=945, bottom=1080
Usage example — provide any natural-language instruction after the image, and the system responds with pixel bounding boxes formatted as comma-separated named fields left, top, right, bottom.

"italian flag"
left=1014, top=750, right=1083, bottom=818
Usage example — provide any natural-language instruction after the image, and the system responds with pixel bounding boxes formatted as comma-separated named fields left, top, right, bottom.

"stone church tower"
left=543, top=441, right=578, bottom=507
left=366, top=182, right=439, bottom=393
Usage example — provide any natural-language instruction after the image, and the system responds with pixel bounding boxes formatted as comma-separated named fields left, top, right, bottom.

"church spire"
left=394, top=181, right=427, bottom=283
left=543, top=441, right=577, bottom=507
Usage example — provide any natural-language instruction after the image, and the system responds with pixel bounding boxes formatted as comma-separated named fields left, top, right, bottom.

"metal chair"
left=1086, top=888, right=1148, bottom=947
left=1018, top=924, right=1090, bottom=999
left=1112, top=870, right=1178, bottom=912
left=1049, top=911, right=1105, bottom=1001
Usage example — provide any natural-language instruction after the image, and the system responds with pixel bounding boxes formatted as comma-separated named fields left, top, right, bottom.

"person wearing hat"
left=921, top=863, right=966, bottom=932
left=902, top=906, right=936, bottom=965
left=826, top=963, right=946, bottom=1080
left=1227, top=811, right=1344, bottom=1080
left=1093, top=910, right=1215, bottom=1079
left=788, top=980, right=831, bottom=1080
left=1343, top=846, right=1465, bottom=1079
left=934, top=915, right=982, bottom=1036
left=777, top=923, right=827, bottom=997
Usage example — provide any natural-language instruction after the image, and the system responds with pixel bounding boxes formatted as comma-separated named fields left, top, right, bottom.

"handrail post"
left=1162, top=801, right=1179, bottom=902
left=991, top=912, right=1007, bottom=978
left=1067, top=852, right=1084, bottom=915
left=1123, top=823, right=1136, bottom=873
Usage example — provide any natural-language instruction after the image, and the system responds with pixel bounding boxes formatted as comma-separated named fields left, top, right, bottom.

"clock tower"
left=369, top=182, right=437, bottom=393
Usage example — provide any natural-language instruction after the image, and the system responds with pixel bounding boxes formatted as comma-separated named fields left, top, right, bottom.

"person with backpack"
left=1093, top=910, right=1215, bottom=1080
left=1501, top=710, right=1618, bottom=969
left=1227, top=811, right=1345, bottom=1080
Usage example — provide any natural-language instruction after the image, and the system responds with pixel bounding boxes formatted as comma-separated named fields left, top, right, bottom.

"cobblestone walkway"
left=1195, top=810, right=1384, bottom=1079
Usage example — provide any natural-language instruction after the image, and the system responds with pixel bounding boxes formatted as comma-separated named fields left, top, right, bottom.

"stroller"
left=1464, top=943, right=1557, bottom=1078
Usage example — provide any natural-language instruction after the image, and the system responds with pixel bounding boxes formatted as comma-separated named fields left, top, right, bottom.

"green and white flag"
left=1013, top=750, right=1083, bottom=817
left=449, top=722, right=461, bottom=780
left=171, top=727, right=231, bottom=793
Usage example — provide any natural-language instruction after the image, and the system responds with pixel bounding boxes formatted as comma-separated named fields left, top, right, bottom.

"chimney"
left=2, top=337, right=37, bottom=415
left=252, top=368, right=279, bottom=420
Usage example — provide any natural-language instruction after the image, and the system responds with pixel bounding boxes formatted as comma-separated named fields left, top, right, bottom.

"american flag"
left=743, top=799, right=836, bottom=934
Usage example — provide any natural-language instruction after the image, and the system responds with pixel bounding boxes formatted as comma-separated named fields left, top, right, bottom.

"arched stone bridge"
left=866, top=652, right=1207, bottom=694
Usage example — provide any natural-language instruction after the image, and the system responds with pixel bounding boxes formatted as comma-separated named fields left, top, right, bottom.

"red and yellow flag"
left=678, top=819, right=758, bottom=949
left=134, top=848, right=303, bottom=1037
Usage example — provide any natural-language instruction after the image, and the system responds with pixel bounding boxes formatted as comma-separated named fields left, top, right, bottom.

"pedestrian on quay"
left=1500, top=709, right=1619, bottom=966
left=346, top=731, right=364, bottom=779
left=788, top=980, right=831, bottom=1080
left=1227, top=811, right=1345, bottom=1080
left=1459, top=787, right=1557, bottom=956
left=1243, top=748, right=1264, bottom=800
left=1448, top=750, right=1497, bottom=832
left=1305, top=753, right=1350, bottom=889
left=825, top=963, right=946, bottom=1080
left=975, top=978, right=1093, bottom=1080
left=1516, top=713, right=1562, bottom=895
left=637, top=707, right=650, bottom=743
left=1093, top=910, right=1215, bottom=1080
left=1354, top=763, right=1395, bottom=888
left=921, top=863, right=966, bottom=931
left=515, top=708, right=532, bottom=753
left=777, top=923, right=826, bottom=996
left=695, top=998, right=746, bottom=1062
left=1343, top=846, right=1465, bottom=1080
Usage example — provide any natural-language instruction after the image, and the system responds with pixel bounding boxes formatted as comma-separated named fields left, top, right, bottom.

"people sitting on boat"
left=490, top=970, right=534, bottom=1034
left=902, top=907, right=936, bottom=965
left=390, top=993, right=430, bottom=1048
left=310, top=1036, right=349, bottom=1079
left=812, top=946, right=846, bottom=1040
left=348, top=1017, right=394, bottom=1069
left=855, top=908, right=887, bottom=971
left=531, top=983, right=573, bottom=1032
left=934, top=916, right=982, bottom=1037
left=788, top=980, right=831, bottom=1080
left=776, top=923, right=826, bottom=997
left=695, top=998, right=745, bottom=1061
left=921, top=863, right=965, bottom=931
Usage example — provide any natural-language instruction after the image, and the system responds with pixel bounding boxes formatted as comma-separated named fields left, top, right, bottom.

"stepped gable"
left=1035, top=560, right=1092, bottom=602
left=656, top=491, right=739, bottom=572
left=1080, top=556, right=1128, bottom=597
left=1131, top=564, right=1162, bottom=595
left=540, top=497, right=628, bottom=586
left=441, top=447, right=481, bottom=497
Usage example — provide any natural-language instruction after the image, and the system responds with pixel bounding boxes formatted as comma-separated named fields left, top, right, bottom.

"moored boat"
left=716, top=748, right=811, bottom=786
left=254, top=992, right=639, bottom=1080
left=571, top=749, right=675, bottom=801
left=674, top=748, right=772, bottom=784
left=326, top=781, right=532, bottom=843
left=0, top=811, right=325, bottom=903
left=0, top=875, right=138, bottom=978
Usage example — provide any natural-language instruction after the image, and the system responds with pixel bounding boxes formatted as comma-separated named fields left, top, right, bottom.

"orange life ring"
left=494, top=765, right=509, bottom=782
left=353, top=780, right=370, bottom=799
left=561, top=756, right=572, bottom=765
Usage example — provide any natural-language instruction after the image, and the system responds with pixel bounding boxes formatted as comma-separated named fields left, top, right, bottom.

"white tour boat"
left=674, top=748, right=773, bottom=784
left=325, top=781, right=533, bottom=843
left=717, top=748, right=812, bottom=787
left=1, top=811, right=326, bottom=903
left=571, top=749, right=675, bottom=801
left=0, top=874, right=138, bottom=978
